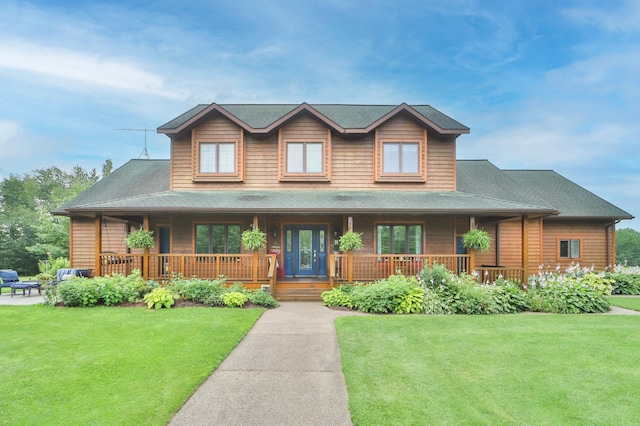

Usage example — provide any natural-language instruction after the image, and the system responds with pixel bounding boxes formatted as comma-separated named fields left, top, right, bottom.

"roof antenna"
left=115, top=128, right=154, bottom=159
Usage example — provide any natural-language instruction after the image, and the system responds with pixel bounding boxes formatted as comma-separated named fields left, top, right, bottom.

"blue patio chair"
left=0, top=269, right=41, bottom=297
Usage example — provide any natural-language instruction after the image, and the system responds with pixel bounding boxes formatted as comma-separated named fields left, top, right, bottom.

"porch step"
left=274, top=282, right=331, bottom=301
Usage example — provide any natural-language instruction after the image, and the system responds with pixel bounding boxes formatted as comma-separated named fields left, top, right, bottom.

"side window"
left=559, top=239, right=581, bottom=259
left=193, top=139, right=243, bottom=182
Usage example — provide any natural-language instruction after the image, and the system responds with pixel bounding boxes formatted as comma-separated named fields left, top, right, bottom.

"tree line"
left=0, top=161, right=639, bottom=275
left=0, top=161, right=112, bottom=275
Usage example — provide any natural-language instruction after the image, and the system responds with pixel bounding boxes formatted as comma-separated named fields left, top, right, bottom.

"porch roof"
left=58, top=188, right=557, bottom=215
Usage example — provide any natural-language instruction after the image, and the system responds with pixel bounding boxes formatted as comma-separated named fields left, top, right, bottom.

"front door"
left=284, top=225, right=327, bottom=277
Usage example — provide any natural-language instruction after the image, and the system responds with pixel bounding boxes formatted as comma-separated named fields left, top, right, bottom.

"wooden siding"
left=425, top=216, right=455, bottom=253
left=70, top=217, right=95, bottom=271
left=542, top=220, right=612, bottom=270
left=170, top=114, right=456, bottom=191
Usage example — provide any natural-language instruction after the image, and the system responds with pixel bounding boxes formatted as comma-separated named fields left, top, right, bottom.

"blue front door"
left=284, top=225, right=327, bottom=277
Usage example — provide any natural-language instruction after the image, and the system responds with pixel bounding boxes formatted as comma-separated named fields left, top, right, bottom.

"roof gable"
left=157, top=103, right=470, bottom=136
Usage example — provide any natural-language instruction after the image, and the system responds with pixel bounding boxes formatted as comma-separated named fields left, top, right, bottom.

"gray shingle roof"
left=56, top=159, right=630, bottom=220
left=157, top=103, right=470, bottom=134
left=503, top=170, right=633, bottom=219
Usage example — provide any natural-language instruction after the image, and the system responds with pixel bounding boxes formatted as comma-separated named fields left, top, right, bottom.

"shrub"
left=169, top=277, right=227, bottom=303
left=321, top=286, right=355, bottom=309
left=96, top=271, right=148, bottom=306
left=450, top=281, right=498, bottom=315
left=351, top=274, right=421, bottom=314
left=606, top=267, right=640, bottom=295
left=488, top=278, right=529, bottom=313
left=248, top=290, right=279, bottom=308
left=421, top=288, right=452, bottom=315
left=222, top=291, right=248, bottom=308
left=419, top=263, right=457, bottom=289
left=143, top=287, right=177, bottom=309
left=58, top=278, right=100, bottom=307
left=36, top=256, right=70, bottom=281
left=527, top=275, right=610, bottom=314
left=393, top=285, right=424, bottom=314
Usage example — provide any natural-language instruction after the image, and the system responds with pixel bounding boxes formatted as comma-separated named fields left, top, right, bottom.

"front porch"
left=97, top=252, right=524, bottom=300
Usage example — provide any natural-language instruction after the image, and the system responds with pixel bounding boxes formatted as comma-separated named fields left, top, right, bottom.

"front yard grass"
left=608, top=296, right=640, bottom=311
left=337, top=315, right=640, bottom=425
left=0, top=305, right=264, bottom=425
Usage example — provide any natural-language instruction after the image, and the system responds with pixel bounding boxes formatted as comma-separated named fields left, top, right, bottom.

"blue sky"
left=0, top=0, right=637, bottom=230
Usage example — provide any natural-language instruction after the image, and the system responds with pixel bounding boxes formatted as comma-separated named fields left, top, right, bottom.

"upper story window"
left=195, top=224, right=242, bottom=254
left=279, top=136, right=330, bottom=182
left=559, top=238, right=581, bottom=259
left=287, top=142, right=323, bottom=173
left=200, top=142, right=236, bottom=173
left=193, top=138, right=243, bottom=182
left=375, top=134, right=426, bottom=182
left=382, top=142, right=419, bottom=174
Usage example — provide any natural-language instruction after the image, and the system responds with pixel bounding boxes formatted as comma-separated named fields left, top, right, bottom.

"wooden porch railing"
left=330, top=254, right=473, bottom=283
left=98, top=253, right=523, bottom=288
left=99, top=253, right=277, bottom=287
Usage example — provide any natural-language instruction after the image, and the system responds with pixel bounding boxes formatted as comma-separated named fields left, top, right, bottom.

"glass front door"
left=284, top=225, right=327, bottom=277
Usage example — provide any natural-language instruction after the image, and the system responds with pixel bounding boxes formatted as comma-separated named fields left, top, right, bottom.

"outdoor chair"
left=50, top=268, right=92, bottom=285
left=0, top=269, right=41, bottom=297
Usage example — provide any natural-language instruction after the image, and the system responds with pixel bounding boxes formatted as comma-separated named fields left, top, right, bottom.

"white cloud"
left=563, top=0, right=640, bottom=33
left=0, top=40, right=185, bottom=99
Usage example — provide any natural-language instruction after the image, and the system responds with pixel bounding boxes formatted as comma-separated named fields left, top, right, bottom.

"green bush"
left=527, top=272, right=610, bottom=314
left=419, top=263, right=456, bottom=289
left=393, top=285, right=424, bottom=314
left=321, top=286, right=355, bottom=309
left=351, top=274, right=421, bottom=314
left=606, top=269, right=640, bottom=295
left=222, top=291, right=248, bottom=308
left=248, top=290, right=279, bottom=308
left=421, top=288, right=453, bottom=315
left=143, top=287, right=176, bottom=309
left=168, top=277, right=227, bottom=303
left=58, top=278, right=101, bottom=307
left=449, top=280, right=498, bottom=315
left=36, top=256, right=70, bottom=281
left=488, top=278, right=529, bottom=313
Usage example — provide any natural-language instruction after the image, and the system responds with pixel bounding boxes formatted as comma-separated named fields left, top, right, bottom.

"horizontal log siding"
left=70, top=217, right=96, bottom=271
left=169, top=114, right=456, bottom=191
left=425, top=216, right=455, bottom=253
left=331, top=135, right=374, bottom=187
left=474, top=223, right=497, bottom=267
left=171, top=136, right=193, bottom=189
left=426, top=136, right=456, bottom=190
left=542, top=220, right=611, bottom=270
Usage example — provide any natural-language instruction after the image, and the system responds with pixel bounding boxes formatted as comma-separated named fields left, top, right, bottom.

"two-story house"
left=55, top=103, right=633, bottom=299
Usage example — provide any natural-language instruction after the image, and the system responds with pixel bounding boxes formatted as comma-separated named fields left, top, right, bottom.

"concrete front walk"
left=0, top=293, right=45, bottom=305
left=170, top=302, right=365, bottom=426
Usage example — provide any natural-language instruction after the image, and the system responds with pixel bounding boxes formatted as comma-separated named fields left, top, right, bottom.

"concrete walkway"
left=170, top=302, right=365, bottom=426
left=0, top=292, right=45, bottom=305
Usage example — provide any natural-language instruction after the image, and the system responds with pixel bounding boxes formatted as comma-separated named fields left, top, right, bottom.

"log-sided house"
left=55, top=103, right=633, bottom=299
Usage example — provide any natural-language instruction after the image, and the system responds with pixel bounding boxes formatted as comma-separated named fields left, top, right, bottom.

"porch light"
left=271, top=226, right=278, bottom=238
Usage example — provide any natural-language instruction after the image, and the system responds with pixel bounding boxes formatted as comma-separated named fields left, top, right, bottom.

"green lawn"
left=0, top=305, right=264, bottom=425
left=337, top=315, right=640, bottom=425
left=608, top=296, right=640, bottom=311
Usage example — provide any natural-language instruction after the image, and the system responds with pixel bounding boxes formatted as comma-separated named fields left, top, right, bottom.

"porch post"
left=522, top=215, right=529, bottom=284
left=143, top=215, right=150, bottom=280
left=94, top=215, right=102, bottom=277
left=252, top=214, right=259, bottom=283
left=348, top=251, right=354, bottom=283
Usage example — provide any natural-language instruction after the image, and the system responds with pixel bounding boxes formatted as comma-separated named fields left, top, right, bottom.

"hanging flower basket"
left=126, top=228, right=155, bottom=249
left=462, top=228, right=490, bottom=252
left=242, top=225, right=267, bottom=251
left=339, top=231, right=364, bottom=252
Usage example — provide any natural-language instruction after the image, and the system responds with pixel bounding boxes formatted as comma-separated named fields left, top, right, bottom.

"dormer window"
left=286, top=142, right=323, bottom=173
left=382, top=142, right=419, bottom=174
left=193, top=137, right=243, bottom=182
left=200, top=142, right=236, bottom=173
